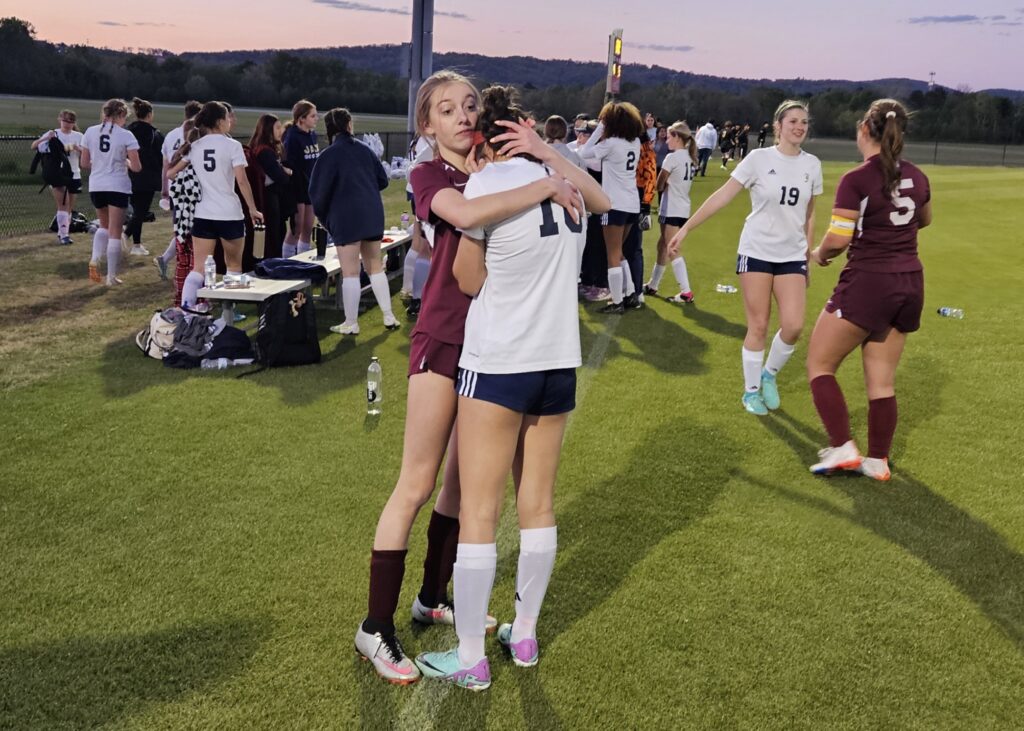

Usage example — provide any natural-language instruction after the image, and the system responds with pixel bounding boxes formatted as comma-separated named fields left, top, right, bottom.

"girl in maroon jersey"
left=353, top=70, right=584, bottom=686
left=806, top=99, right=932, bottom=480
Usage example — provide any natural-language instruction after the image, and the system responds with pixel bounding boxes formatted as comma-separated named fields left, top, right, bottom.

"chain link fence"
left=2, top=132, right=1019, bottom=239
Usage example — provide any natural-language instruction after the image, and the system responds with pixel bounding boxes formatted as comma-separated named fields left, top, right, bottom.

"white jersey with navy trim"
left=81, top=123, right=139, bottom=194
left=459, top=157, right=586, bottom=374
left=187, top=134, right=247, bottom=220
left=583, top=135, right=641, bottom=213
left=37, top=129, right=85, bottom=179
left=660, top=150, right=696, bottom=219
left=405, top=136, right=433, bottom=195
left=162, top=124, right=185, bottom=163
left=730, top=146, right=823, bottom=262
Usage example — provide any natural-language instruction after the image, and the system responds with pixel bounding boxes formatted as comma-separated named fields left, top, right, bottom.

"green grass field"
left=2, top=162, right=1023, bottom=729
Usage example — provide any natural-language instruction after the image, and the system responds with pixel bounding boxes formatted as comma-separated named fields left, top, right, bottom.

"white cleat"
left=330, top=321, right=360, bottom=335
left=809, top=439, right=863, bottom=475
left=858, top=457, right=891, bottom=481
left=411, top=595, right=497, bottom=633
left=354, top=626, right=420, bottom=685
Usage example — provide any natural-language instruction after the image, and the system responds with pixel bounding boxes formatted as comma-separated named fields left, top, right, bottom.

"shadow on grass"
left=578, top=306, right=709, bottom=376
left=0, top=616, right=272, bottom=729
left=678, top=302, right=748, bottom=341
left=0, top=284, right=108, bottom=328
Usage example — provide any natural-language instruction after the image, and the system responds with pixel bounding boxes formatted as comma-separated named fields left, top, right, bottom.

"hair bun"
left=885, top=110, right=897, bottom=119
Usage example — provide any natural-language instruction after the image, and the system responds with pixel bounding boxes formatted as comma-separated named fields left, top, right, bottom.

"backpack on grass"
left=29, top=132, right=75, bottom=192
left=49, top=211, right=90, bottom=234
left=136, top=308, right=183, bottom=360
left=254, top=288, right=321, bottom=367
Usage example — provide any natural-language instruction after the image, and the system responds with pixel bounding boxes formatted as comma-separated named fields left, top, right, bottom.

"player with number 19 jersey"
left=186, top=134, right=247, bottom=221
left=460, top=158, right=587, bottom=374
left=731, top=146, right=823, bottom=262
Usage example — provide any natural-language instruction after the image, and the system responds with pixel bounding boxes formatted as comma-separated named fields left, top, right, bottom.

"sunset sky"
left=7, top=1, right=1024, bottom=91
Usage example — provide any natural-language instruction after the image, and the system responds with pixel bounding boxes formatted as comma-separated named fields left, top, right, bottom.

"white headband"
left=885, top=110, right=897, bottom=119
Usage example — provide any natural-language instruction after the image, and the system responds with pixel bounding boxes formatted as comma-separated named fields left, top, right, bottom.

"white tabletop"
left=198, top=277, right=309, bottom=302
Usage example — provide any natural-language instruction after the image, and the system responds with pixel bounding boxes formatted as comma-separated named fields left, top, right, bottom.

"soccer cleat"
left=415, top=649, right=491, bottom=691
left=760, top=369, right=780, bottom=410
left=642, top=283, right=658, bottom=296
left=106, top=276, right=124, bottom=286
left=496, top=624, right=539, bottom=668
left=599, top=301, right=625, bottom=314
left=405, top=298, right=421, bottom=321
left=622, top=293, right=643, bottom=310
left=858, top=457, right=891, bottom=481
left=383, top=313, right=401, bottom=331
left=330, top=322, right=360, bottom=335
left=399, top=288, right=413, bottom=301
left=88, top=261, right=102, bottom=283
left=153, top=256, right=168, bottom=280
left=354, top=626, right=420, bottom=685
left=58, top=236, right=73, bottom=246
left=233, top=312, right=247, bottom=323
left=584, top=287, right=611, bottom=302
left=668, top=291, right=695, bottom=304
left=411, top=596, right=497, bottom=633
left=809, top=440, right=863, bottom=475
left=130, top=244, right=150, bottom=256
left=742, top=391, right=768, bottom=416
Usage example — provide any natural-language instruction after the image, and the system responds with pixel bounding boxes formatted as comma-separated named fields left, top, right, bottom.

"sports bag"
left=136, top=308, right=183, bottom=359
left=254, top=288, right=321, bottom=367
left=29, top=132, right=75, bottom=192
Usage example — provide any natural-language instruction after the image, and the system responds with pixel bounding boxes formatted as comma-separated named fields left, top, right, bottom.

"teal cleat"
left=760, top=370, right=780, bottom=410
left=415, top=649, right=491, bottom=691
left=742, top=391, right=768, bottom=416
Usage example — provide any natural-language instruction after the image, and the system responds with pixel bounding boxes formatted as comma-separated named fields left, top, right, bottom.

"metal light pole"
left=407, top=0, right=434, bottom=134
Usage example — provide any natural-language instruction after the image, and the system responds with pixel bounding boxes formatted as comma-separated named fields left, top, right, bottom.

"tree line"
left=2, top=17, right=1023, bottom=144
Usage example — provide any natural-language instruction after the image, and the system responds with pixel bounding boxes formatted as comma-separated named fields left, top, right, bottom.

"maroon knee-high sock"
left=810, top=375, right=852, bottom=447
left=364, top=549, right=407, bottom=636
left=419, top=510, right=459, bottom=607
left=867, top=396, right=897, bottom=459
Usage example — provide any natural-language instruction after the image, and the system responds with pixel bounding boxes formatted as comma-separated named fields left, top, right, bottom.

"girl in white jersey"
left=669, top=100, right=822, bottom=415
left=645, top=121, right=699, bottom=303
left=414, top=85, right=609, bottom=692
left=167, top=101, right=263, bottom=310
left=79, top=99, right=142, bottom=286
left=401, top=134, right=435, bottom=317
left=31, top=108, right=83, bottom=246
left=578, top=101, right=644, bottom=313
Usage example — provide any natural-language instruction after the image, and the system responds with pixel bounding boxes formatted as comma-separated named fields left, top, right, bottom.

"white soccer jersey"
left=162, top=124, right=185, bottom=163
left=580, top=129, right=641, bottom=213
left=187, top=134, right=247, bottom=220
left=406, top=136, right=433, bottom=194
left=731, top=147, right=823, bottom=262
left=81, top=124, right=139, bottom=194
left=567, top=140, right=600, bottom=172
left=660, top=150, right=696, bottom=219
left=37, top=129, right=85, bottom=178
left=460, top=157, right=586, bottom=374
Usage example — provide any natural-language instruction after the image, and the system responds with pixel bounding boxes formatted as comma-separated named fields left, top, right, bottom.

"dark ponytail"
left=861, top=98, right=908, bottom=196
left=131, top=97, right=153, bottom=120
left=479, top=85, right=539, bottom=162
left=324, top=107, right=353, bottom=144
left=194, top=101, right=228, bottom=134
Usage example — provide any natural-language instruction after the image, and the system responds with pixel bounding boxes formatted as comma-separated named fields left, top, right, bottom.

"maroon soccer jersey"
left=409, top=159, right=472, bottom=345
left=833, top=155, right=931, bottom=273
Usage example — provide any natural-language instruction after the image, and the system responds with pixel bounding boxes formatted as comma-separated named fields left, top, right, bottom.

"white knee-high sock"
left=649, top=263, right=666, bottom=289
left=182, top=271, right=205, bottom=308
left=671, top=257, right=691, bottom=293
left=56, top=211, right=70, bottom=238
left=607, top=268, right=623, bottom=304
left=282, top=242, right=297, bottom=258
left=106, top=233, right=121, bottom=278
left=297, top=240, right=311, bottom=254
left=454, top=542, right=497, bottom=666
left=341, top=276, right=361, bottom=325
left=620, top=260, right=635, bottom=296
left=368, top=271, right=394, bottom=317
left=511, top=526, right=557, bottom=644
left=91, top=228, right=108, bottom=263
left=412, top=255, right=431, bottom=298
left=402, top=249, right=418, bottom=292
left=742, top=347, right=764, bottom=392
left=765, top=330, right=797, bottom=375
left=161, top=237, right=177, bottom=263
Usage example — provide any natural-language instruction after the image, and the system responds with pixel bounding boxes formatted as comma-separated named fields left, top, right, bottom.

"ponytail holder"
left=471, top=131, right=486, bottom=146
left=885, top=111, right=897, bottom=119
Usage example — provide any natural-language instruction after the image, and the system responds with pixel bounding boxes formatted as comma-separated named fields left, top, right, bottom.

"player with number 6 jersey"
left=669, top=100, right=822, bottom=416
left=806, top=99, right=932, bottom=481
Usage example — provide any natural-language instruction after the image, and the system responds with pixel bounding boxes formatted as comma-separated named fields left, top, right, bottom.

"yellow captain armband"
left=828, top=214, right=856, bottom=237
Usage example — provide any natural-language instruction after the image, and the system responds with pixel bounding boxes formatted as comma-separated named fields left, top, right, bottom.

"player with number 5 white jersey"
left=668, top=100, right=821, bottom=416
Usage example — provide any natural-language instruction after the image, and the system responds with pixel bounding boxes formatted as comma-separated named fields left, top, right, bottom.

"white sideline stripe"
left=395, top=316, right=619, bottom=730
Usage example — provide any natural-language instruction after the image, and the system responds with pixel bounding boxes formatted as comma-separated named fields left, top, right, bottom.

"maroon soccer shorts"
left=825, top=268, right=924, bottom=341
left=408, top=332, right=462, bottom=380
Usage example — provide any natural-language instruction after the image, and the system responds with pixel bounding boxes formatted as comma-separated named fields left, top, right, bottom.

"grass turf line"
left=1, top=164, right=1024, bottom=729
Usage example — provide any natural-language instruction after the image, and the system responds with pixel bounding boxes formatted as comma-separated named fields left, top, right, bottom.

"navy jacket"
left=308, top=135, right=389, bottom=245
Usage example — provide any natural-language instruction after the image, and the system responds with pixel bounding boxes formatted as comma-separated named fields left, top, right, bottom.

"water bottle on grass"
left=937, top=307, right=964, bottom=319
left=367, top=357, right=382, bottom=415
left=715, top=283, right=738, bottom=293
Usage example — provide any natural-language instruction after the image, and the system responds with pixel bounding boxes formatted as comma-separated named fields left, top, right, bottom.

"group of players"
left=32, top=75, right=931, bottom=692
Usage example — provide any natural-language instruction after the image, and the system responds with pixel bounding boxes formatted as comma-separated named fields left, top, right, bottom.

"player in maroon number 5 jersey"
left=805, top=99, right=933, bottom=481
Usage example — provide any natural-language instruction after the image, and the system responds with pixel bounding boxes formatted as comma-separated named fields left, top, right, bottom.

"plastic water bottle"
left=715, top=283, right=738, bottom=293
left=204, top=255, right=217, bottom=288
left=937, top=307, right=964, bottom=319
left=400, top=212, right=410, bottom=229
left=201, top=357, right=229, bottom=370
left=367, top=357, right=382, bottom=415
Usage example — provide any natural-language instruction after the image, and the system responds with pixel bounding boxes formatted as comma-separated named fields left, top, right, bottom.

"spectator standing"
left=695, top=118, right=718, bottom=176
left=282, top=100, right=319, bottom=257
left=30, top=109, right=83, bottom=245
left=125, top=97, right=164, bottom=256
